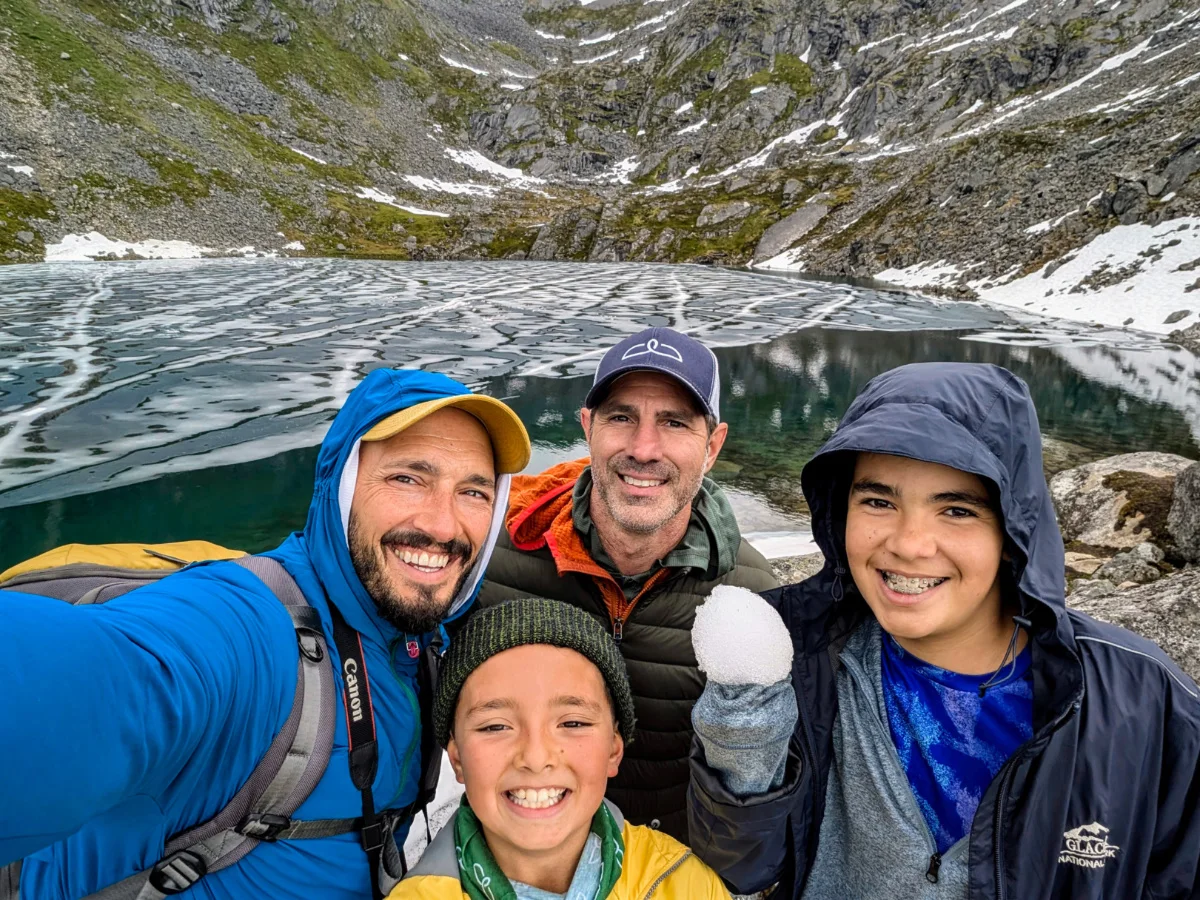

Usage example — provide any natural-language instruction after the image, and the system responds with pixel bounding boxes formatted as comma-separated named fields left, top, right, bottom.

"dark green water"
left=4, top=327, right=1197, bottom=572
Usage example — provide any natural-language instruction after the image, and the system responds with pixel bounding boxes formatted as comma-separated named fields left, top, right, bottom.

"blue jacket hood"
left=297, top=368, right=512, bottom=645
left=801, top=362, right=1070, bottom=636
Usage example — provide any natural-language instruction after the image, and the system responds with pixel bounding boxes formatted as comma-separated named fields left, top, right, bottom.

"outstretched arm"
left=686, top=586, right=804, bottom=895
left=0, top=564, right=296, bottom=864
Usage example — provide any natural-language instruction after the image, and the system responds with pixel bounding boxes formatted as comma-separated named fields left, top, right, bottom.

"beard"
left=348, top=518, right=476, bottom=635
left=592, top=455, right=705, bottom=535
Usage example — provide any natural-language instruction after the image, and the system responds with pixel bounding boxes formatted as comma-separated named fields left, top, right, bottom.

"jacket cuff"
left=687, top=735, right=804, bottom=894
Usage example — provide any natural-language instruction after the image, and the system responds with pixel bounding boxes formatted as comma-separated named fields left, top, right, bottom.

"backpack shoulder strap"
left=82, top=556, right=337, bottom=900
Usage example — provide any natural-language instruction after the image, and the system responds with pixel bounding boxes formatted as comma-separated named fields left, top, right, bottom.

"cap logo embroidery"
left=1059, top=822, right=1119, bottom=870
left=621, top=337, right=684, bottom=363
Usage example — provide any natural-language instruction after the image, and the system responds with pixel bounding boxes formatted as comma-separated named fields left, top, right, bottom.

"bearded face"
left=347, top=408, right=497, bottom=634
left=349, top=520, right=474, bottom=635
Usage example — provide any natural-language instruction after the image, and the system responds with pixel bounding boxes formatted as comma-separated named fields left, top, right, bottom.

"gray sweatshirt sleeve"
left=691, top=679, right=799, bottom=796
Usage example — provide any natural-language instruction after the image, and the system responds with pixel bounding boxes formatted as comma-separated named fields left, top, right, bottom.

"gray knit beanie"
left=433, top=598, right=636, bottom=748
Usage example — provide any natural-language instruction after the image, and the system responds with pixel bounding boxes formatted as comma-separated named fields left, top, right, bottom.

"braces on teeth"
left=883, top=571, right=947, bottom=594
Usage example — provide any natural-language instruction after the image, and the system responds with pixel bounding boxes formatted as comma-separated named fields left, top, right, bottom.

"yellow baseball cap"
left=360, top=394, right=531, bottom=474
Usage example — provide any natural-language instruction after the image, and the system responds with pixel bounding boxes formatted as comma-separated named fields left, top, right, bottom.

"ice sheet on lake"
left=0, top=259, right=1177, bottom=506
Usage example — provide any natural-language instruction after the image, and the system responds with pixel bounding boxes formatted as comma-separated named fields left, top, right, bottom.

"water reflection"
left=4, top=328, right=1197, bottom=572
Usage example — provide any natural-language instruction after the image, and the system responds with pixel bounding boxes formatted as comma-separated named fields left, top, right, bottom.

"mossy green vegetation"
left=609, top=161, right=853, bottom=264
left=306, top=191, right=466, bottom=258
left=7, top=0, right=167, bottom=125
left=1062, top=17, right=1094, bottom=41
left=489, top=40, right=527, bottom=62
left=656, top=38, right=729, bottom=96
left=817, top=179, right=913, bottom=254
left=70, top=158, right=242, bottom=209
left=0, top=188, right=54, bottom=261
left=705, top=53, right=814, bottom=119
left=137, top=152, right=240, bottom=204
left=487, top=223, right=540, bottom=257
left=996, top=130, right=1059, bottom=154
left=5, top=0, right=312, bottom=174
left=534, top=66, right=647, bottom=144
left=812, top=124, right=839, bottom=144
left=523, top=1, right=645, bottom=39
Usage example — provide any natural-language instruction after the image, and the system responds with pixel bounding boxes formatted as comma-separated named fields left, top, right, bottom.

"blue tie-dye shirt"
left=880, top=631, right=1033, bottom=854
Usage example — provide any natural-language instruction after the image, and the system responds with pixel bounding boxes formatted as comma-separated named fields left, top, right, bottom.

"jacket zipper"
left=609, top=568, right=688, bottom=643
left=991, top=698, right=1081, bottom=900
left=383, top=638, right=423, bottom=809
left=926, top=852, right=942, bottom=884
left=643, top=851, right=691, bottom=899
left=840, top=653, right=965, bottom=881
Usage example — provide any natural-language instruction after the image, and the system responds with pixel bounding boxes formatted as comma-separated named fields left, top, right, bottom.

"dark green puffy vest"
left=477, top=531, right=778, bottom=842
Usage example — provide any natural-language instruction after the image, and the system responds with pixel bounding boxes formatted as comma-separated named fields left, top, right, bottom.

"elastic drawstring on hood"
left=301, top=368, right=519, bottom=647
left=800, top=363, right=1081, bottom=726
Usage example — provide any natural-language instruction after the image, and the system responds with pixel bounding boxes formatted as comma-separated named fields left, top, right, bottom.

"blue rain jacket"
left=688, top=362, right=1200, bottom=899
left=0, top=368, right=512, bottom=899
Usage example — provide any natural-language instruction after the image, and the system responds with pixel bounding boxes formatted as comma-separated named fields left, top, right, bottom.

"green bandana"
left=454, top=797, right=625, bottom=900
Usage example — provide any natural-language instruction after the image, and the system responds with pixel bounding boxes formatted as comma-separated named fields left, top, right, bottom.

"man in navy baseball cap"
left=477, top=325, right=777, bottom=841
left=584, top=327, right=722, bottom=421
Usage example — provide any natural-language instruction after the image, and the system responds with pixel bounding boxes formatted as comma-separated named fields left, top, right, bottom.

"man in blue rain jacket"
left=0, top=368, right=531, bottom=899
left=687, top=363, right=1200, bottom=899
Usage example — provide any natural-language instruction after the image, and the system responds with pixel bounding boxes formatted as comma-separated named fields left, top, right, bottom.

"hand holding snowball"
left=690, top=586, right=800, bottom=797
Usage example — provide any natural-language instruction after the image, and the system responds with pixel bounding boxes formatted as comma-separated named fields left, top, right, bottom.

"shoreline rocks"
left=1050, top=452, right=1194, bottom=556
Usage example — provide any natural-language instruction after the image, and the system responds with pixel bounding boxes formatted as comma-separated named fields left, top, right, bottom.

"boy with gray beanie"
left=387, top=598, right=729, bottom=900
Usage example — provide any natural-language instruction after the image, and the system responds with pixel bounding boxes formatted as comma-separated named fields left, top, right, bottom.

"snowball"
left=692, top=585, right=794, bottom=686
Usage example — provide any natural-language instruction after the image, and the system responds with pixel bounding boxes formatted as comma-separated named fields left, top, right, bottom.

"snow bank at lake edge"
left=44, top=231, right=302, bottom=262
left=867, top=216, right=1200, bottom=335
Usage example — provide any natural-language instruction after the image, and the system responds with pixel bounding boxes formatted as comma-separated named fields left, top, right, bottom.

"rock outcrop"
left=1050, top=452, right=1195, bottom=556
left=1070, top=569, right=1200, bottom=682
left=1, top=0, right=1196, bottom=270
left=1168, top=462, right=1200, bottom=564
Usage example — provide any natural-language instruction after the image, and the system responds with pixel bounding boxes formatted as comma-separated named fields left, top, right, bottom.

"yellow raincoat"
left=388, top=802, right=730, bottom=900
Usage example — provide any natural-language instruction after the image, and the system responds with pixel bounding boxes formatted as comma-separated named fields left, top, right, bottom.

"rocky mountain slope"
left=2, top=0, right=1198, bottom=307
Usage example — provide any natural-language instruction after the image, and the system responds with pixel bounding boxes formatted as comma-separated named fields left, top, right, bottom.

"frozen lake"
left=2, top=258, right=1199, bottom=569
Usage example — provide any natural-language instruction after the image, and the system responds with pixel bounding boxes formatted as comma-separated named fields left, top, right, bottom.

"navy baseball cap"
left=584, top=327, right=720, bottom=420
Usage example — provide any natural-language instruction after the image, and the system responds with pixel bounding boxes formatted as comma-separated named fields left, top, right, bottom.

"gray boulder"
left=1167, top=322, right=1200, bottom=354
left=770, top=552, right=825, bottom=584
left=1064, top=551, right=1106, bottom=577
left=1093, top=542, right=1165, bottom=586
left=696, top=201, right=754, bottom=228
left=754, top=204, right=828, bottom=262
left=1168, top=462, right=1200, bottom=563
left=1068, top=578, right=1118, bottom=601
left=1050, top=452, right=1195, bottom=555
left=1070, top=569, right=1200, bottom=682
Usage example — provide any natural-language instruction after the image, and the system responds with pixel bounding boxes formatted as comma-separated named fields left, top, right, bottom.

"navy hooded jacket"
left=0, top=369, right=513, bottom=899
left=687, top=362, right=1200, bottom=899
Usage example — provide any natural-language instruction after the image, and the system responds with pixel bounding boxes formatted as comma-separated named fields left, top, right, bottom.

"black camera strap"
left=327, top=601, right=384, bottom=900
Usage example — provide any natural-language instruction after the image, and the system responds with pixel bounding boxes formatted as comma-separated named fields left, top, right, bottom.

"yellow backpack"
left=0, top=541, right=246, bottom=599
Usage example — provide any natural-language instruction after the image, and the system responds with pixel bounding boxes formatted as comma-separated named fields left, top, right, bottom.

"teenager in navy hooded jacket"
left=0, top=368, right=530, bottom=899
left=687, top=363, right=1200, bottom=899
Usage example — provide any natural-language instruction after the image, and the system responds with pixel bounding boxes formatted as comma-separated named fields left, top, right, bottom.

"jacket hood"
left=506, top=457, right=588, bottom=549
left=801, top=363, right=1080, bottom=721
left=303, top=368, right=512, bottom=645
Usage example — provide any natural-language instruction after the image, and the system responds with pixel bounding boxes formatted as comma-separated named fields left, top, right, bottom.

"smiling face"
left=448, top=644, right=623, bottom=892
left=348, top=407, right=497, bottom=635
left=845, top=453, right=1009, bottom=670
left=581, top=371, right=728, bottom=537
